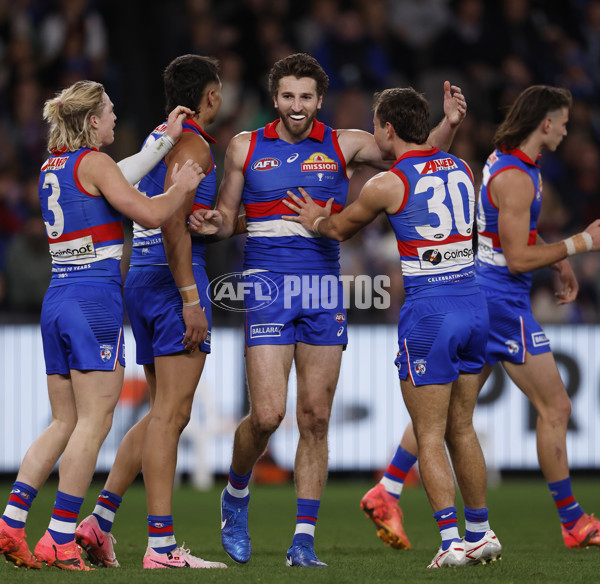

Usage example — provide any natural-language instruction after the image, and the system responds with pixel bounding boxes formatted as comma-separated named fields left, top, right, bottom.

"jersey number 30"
left=414, top=170, right=474, bottom=240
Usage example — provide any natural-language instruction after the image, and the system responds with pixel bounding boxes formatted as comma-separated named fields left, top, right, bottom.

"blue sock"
left=434, top=506, right=460, bottom=551
left=92, top=490, right=122, bottom=533
left=292, top=498, right=320, bottom=547
left=48, top=491, right=84, bottom=544
left=148, top=514, right=177, bottom=554
left=381, top=445, right=417, bottom=499
left=548, top=478, right=584, bottom=528
left=1, top=481, right=37, bottom=529
left=224, top=466, right=251, bottom=507
left=464, top=506, right=490, bottom=543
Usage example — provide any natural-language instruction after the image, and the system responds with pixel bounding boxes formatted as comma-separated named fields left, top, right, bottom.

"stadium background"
left=0, top=0, right=600, bottom=478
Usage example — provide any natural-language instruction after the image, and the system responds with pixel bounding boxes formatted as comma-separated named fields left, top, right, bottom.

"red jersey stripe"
left=245, top=198, right=343, bottom=219
left=48, top=221, right=124, bottom=245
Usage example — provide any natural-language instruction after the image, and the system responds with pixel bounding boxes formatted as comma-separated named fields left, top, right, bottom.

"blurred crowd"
left=0, top=0, right=599, bottom=324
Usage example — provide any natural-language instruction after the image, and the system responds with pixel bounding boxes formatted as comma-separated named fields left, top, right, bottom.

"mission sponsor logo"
left=301, top=152, right=338, bottom=172
left=252, top=157, right=281, bottom=171
left=414, top=157, right=458, bottom=174
left=41, top=157, right=68, bottom=172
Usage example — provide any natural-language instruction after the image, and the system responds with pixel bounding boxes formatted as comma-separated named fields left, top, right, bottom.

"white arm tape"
left=117, top=134, right=175, bottom=185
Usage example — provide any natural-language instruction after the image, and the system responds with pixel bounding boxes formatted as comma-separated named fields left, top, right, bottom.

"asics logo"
left=287, top=153, right=299, bottom=163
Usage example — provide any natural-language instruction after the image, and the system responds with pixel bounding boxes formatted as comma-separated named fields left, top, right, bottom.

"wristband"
left=565, top=232, right=593, bottom=256
left=312, top=216, right=326, bottom=236
left=183, top=299, right=201, bottom=307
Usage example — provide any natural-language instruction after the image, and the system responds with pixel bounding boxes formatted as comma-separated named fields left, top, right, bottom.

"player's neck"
left=518, top=136, right=542, bottom=162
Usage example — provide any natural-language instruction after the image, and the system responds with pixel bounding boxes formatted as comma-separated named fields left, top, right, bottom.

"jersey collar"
left=264, top=119, right=326, bottom=142
left=52, top=146, right=98, bottom=155
left=501, top=146, right=541, bottom=167
left=184, top=118, right=216, bottom=144
left=394, top=146, right=439, bottom=165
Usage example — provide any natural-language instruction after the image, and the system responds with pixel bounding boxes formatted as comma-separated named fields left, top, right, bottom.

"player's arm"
left=427, top=81, right=467, bottom=151
left=188, top=132, right=249, bottom=238
left=337, top=129, right=393, bottom=176
left=283, top=172, right=403, bottom=241
left=496, top=169, right=600, bottom=273
left=78, top=151, right=203, bottom=228
left=161, top=133, right=210, bottom=352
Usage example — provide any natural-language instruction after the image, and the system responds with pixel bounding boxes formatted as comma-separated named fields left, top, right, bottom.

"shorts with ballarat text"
left=243, top=272, right=347, bottom=347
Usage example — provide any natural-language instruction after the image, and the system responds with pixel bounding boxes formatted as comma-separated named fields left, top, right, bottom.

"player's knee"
left=50, top=415, right=77, bottom=441
left=297, top=406, right=330, bottom=439
left=250, top=408, right=284, bottom=436
left=547, top=394, right=572, bottom=425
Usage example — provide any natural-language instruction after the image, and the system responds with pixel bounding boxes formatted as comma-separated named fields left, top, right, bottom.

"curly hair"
left=268, top=53, right=329, bottom=97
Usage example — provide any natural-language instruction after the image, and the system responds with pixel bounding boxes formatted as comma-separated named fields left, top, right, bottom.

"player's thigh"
left=502, top=351, right=569, bottom=412
left=400, top=377, right=452, bottom=440
left=47, top=373, right=77, bottom=427
left=152, top=350, right=207, bottom=415
left=71, top=364, right=124, bottom=422
left=246, top=344, right=295, bottom=414
left=295, top=342, right=342, bottom=410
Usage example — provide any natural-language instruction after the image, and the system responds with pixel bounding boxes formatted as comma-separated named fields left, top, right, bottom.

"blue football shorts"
left=124, top=265, right=212, bottom=364
left=243, top=271, right=348, bottom=347
left=395, top=291, right=489, bottom=386
left=481, top=285, right=551, bottom=365
left=41, top=282, right=125, bottom=375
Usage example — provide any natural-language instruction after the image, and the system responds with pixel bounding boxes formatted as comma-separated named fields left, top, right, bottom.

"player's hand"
left=182, top=304, right=208, bottom=352
left=554, top=259, right=579, bottom=305
left=165, top=105, right=195, bottom=143
left=189, top=208, right=223, bottom=235
left=443, top=81, right=467, bottom=129
left=283, top=187, right=333, bottom=233
left=171, top=160, right=204, bottom=194
left=584, top=219, right=600, bottom=250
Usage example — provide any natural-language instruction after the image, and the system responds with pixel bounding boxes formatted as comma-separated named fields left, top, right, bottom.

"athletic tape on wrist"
left=565, top=232, right=593, bottom=256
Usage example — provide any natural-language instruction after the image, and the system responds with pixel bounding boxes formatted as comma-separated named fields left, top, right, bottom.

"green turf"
left=1, top=478, right=599, bottom=583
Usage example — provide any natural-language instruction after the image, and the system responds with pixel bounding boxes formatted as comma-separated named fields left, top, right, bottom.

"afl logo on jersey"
left=334, top=312, right=345, bottom=322
left=252, top=157, right=281, bottom=171
left=422, top=249, right=442, bottom=265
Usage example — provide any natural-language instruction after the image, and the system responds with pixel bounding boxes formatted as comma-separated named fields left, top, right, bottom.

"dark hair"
left=163, top=54, right=220, bottom=114
left=373, top=87, right=429, bottom=144
left=493, top=85, right=572, bottom=150
left=268, top=53, right=329, bottom=97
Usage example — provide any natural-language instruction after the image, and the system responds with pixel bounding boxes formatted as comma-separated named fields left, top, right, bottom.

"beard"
left=278, top=110, right=318, bottom=139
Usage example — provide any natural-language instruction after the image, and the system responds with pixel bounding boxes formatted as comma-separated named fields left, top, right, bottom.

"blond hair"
left=43, top=80, right=106, bottom=152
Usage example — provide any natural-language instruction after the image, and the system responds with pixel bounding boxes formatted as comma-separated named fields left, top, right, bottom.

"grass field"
left=1, top=477, right=599, bottom=583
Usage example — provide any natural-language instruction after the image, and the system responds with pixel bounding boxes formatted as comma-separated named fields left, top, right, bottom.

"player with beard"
left=189, top=53, right=466, bottom=567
